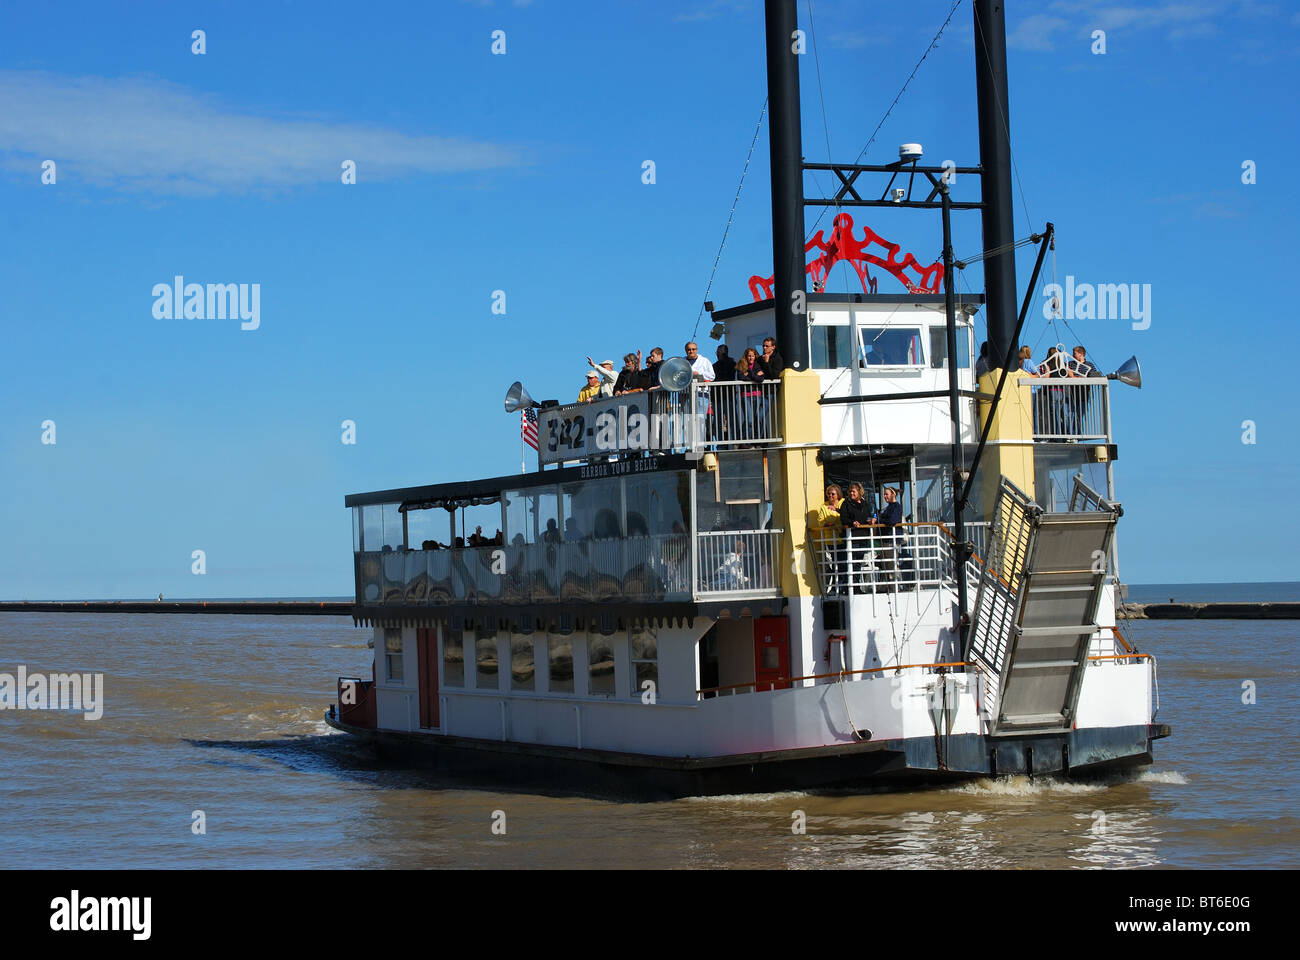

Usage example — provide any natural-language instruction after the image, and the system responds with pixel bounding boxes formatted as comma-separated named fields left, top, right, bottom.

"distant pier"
left=0, top=601, right=352, bottom=616
left=1121, top=602, right=1300, bottom=620
left=2, top=599, right=1296, bottom=620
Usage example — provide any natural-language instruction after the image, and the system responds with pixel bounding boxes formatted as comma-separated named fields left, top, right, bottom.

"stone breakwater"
left=0, top=601, right=351, bottom=615
left=1121, top=602, right=1300, bottom=620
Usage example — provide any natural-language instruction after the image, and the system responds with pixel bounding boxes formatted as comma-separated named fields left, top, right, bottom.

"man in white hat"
left=578, top=370, right=602, bottom=403
left=586, top=356, right=617, bottom=398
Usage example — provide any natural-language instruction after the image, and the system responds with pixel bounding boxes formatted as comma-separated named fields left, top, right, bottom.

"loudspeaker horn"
left=658, top=357, right=694, bottom=393
left=1107, top=356, right=1142, bottom=389
left=504, top=381, right=536, bottom=413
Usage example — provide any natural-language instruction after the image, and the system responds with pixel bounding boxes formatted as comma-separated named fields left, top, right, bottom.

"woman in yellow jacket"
left=812, top=484, right=844, bottom=593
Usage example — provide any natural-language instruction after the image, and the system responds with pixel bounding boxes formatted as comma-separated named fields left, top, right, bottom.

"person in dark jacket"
left=643, top=347, right=665, bottom=389
left=756, top=337, right=784, bottom=379
left=1066, top=345, right=1099, bottom=436
left=713, top=344, right=736, bottom=382
left=839, top=481, right=873, bottom=591
left=873, top=486, right=905, bottom=582
left=711, top=345, right=738, bottom=442
left=752, top=338, right=784, bottom=437
left=613, top=352, right=646, bottom=395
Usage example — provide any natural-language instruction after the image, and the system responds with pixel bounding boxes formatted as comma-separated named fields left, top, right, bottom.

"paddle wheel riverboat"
left=325, top=0, right=1168, bottom=797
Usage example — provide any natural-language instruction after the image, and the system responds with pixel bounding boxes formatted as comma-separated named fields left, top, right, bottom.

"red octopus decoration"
left=748, top=213, right=944, bottom=301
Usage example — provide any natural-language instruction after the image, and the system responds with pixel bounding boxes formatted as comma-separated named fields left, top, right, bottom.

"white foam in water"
left=946, top=775, right=1106, bottom=796
left=683, top=791, right=809, bottom=805
left=1133, top=769, right=1188, bottom=785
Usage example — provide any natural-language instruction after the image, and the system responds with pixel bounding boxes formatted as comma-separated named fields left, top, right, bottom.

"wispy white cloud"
left=674, top=0, right=752, bottom=23
left=827, top=32, right=893, bottom=50
left=1009, top=0, right=1280, bottom=51
left=1007, top=15, right=1072, bottom=51
left=0, top=70, right=525, bottom=196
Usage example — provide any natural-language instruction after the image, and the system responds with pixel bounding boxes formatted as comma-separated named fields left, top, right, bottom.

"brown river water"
left=1, top=612, right=1294, bottom=869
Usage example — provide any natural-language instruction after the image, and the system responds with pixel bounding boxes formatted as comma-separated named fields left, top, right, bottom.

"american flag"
left=520, top=408, right=538, bottom=450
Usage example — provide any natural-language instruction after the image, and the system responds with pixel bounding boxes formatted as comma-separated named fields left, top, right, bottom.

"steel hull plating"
left=324, top=712, right=1170, bottom=800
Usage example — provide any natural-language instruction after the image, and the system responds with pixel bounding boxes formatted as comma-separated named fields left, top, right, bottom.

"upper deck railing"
left=536, top=380, right=781, bottom=465
left=1027, top=377, right=1110, bottom=442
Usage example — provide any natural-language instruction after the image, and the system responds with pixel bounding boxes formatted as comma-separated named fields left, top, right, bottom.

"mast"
left=765, top=0, right=808, bottom=371
left=973, top=0, right=1018, bottom=368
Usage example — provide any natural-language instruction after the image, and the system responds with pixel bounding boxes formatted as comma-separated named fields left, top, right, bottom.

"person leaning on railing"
left=753, top=337, right=784, bottom=435
left=1067, top=345, right=1098, bottom=436
left=839, top=481, right=873, bottom=592
left=613, top=353, right=645, bottom=395
left=585, top=357, right=618, bottom=398
left=871, top=486, right=904, bottom=583
left=735, top=347, right=763, bottom=443
left=812, top=484, right=844, bottom=593
left=578, top=371, right=602, bottom=403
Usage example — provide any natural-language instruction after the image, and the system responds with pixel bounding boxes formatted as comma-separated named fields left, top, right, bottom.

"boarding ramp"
left=965, top=477, right=1120, bottom=734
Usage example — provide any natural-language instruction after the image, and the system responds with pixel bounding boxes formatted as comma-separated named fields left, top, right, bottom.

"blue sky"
left=1, top=0, right=1297, bottom=598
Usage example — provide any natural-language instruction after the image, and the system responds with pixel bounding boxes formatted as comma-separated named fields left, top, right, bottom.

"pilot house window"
left=810, top=324, right=851, bottom=369
left=860, top=327, right=924, bottom=367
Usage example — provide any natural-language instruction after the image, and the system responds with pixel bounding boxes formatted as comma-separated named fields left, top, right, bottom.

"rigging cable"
left=805, top=0, right=965, bottom=244
left=691, top=98, right=768, bottom=343
left=971, top=6, right=1035, bottom=235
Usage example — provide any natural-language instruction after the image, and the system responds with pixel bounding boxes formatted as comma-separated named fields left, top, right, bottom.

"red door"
left=417, top=628, right=441, bottom=728
left=754, top=616, right=790, bottom=691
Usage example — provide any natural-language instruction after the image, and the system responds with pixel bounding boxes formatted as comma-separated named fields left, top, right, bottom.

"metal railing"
left=703, top=380, right=782, bottom=447
left=966, top=478, right=1038, bottom=678
left=695, top=529, right=785, bottom=598
left=356, top=527, right=786, bottom=606
left=807, top=523, right=955, bottom=594
left=1028, top=377, right=1110, bottom=442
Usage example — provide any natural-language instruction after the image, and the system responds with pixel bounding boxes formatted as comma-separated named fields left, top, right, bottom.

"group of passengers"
left=414, top=526, right=505, bottom=551
left=974, top=342, right=1100, bottom=438
left=574, top=337, right=788, bottom=446
left=811, top=482, right=910, bottom=590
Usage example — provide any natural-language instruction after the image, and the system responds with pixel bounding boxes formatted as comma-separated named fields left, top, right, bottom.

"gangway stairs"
left=964, top=476, right=1120, bottom=735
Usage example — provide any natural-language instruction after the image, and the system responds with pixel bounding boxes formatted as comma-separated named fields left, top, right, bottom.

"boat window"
left=810, top=323, right=852, bottom=369
left=860, top=327, right=924, bottom=367
left=930, top=321, right=972, bottom=366
left=630, top=627, right=658, bottom=700
left=1034, top=446, right=1110, bottom=513
left=381, top=503, right=405, bottom=550
left=475, top=633, right=499, bottom=690
left=442, top=628, right=464, bottom=687
left=510, top=635, right=535, bottom=692
left=359, top=505, right=382, bottom=553
left=405, top=506, right=445, bottom=550
left=588, top=630, right=615, bottom=697
left=504, top=488, right=559, bottom=545
left=548, top=634, right=574, bottom=694
left=697, top=450, right=778, bottom=531
left=928, top=326, right=972, bottom=369
left=384, top=627, right=404, bottom=683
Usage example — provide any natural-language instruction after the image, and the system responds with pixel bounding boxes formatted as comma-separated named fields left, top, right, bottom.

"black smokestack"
left=973, top=0, right=1018, bottom=368
left=765, top=0, right=808, bottom=371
